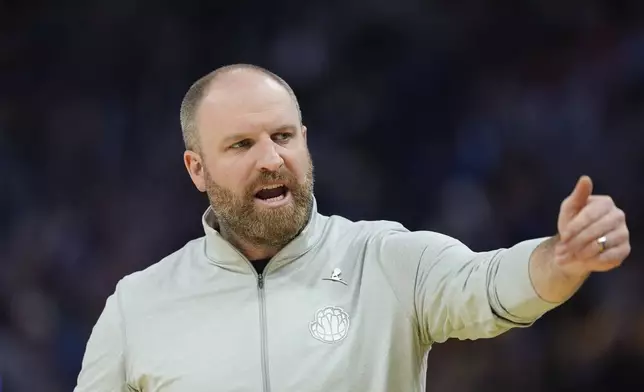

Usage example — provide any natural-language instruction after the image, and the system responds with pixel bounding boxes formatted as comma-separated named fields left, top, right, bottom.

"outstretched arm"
left=373, top=175, right=630, bottom=345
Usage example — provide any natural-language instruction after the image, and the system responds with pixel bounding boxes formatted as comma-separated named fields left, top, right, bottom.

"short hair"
left=179, top=64, right=301, bottom=152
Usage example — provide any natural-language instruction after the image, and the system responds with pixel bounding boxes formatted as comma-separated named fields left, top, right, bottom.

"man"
left=74, top=64, right=630, bottom=392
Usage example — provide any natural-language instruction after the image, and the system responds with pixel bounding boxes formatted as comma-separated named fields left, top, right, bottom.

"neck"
left=218, top=225, right=281, bottom=261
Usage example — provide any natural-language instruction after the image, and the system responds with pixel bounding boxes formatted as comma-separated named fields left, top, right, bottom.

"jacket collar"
left=202, top=197, right=326, bottom=274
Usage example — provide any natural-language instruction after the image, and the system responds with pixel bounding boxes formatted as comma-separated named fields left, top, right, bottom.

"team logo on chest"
left=309, top=306, right=350, bottom=343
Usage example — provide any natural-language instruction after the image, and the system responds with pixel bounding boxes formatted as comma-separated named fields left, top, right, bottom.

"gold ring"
left=597, top=235, right=608, bottom=253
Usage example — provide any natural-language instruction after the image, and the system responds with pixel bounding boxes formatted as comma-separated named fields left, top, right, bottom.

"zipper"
left=257, top=272, right=271, bottom=392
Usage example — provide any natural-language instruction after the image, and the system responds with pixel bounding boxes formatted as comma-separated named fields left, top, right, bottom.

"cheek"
left=289, top=152, right=312, bottom=182
left=212, top=162, right=252, bottom=193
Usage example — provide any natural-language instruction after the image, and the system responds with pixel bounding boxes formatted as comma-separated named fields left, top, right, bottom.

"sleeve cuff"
left=490, top=237, right=562, bottom=324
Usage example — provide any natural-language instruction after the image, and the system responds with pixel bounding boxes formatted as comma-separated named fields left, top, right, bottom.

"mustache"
left=257, top=170, right=288, bottom=182
left=246, top=169, right=297, bottom=193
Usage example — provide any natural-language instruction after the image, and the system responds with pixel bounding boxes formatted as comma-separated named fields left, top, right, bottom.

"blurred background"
left=1, top=0, right=643, bottom=391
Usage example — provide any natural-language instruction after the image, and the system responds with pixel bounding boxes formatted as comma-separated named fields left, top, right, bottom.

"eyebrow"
left=221, top=125, right=298, bottom=145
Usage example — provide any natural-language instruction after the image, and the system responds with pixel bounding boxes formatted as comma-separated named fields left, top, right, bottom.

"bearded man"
left=74, top=64, right=631, bottom=392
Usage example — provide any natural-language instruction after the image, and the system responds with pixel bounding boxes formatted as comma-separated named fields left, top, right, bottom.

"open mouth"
left=254, top=184, right=290, bottom=203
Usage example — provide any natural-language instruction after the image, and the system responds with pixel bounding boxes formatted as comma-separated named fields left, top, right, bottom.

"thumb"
left=558, top=175, right=593, bottom=228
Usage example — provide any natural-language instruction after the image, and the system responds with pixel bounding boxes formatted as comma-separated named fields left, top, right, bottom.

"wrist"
left=549, top=256, right=591, bottom=286
left=549, top=235, right=592, bottom=282
left=529, top=236, right=589, bottom=303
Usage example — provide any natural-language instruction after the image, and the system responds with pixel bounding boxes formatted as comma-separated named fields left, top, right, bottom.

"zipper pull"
left=258, top=274, right=264, bottom=289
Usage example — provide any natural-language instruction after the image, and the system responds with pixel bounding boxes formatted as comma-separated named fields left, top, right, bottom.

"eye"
left=273, top=132, right=293, bottom=143
left=230, top=139, right=252, bottom=149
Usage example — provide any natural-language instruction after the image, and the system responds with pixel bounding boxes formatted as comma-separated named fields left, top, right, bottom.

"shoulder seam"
left=369, top=227, right=422, bottom=335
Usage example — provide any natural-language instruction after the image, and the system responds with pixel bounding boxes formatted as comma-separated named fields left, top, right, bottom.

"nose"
left=254, top=138, right=284, bottom=172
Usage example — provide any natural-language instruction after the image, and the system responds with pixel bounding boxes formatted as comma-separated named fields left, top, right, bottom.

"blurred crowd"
left=1, top=0, right=643, bottom=391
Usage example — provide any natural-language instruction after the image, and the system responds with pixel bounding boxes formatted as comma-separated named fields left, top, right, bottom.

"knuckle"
left=590, top=207, right=604, bottom=221
left=615, top=208, right=625, bottom=220
left=612, top=210, right=624, bottom=225
left=602, top=197, right=614, bottom=209
left=594, top=194, right=609, bottom=203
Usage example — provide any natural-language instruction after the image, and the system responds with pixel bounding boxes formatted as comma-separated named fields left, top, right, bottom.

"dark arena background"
left=1, top=0, right=643, bottom=391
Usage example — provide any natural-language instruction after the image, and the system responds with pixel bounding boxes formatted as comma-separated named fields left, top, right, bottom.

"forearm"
left=528, top=235, right=589, bottom=303
left=490, top=237, right=563, bottom=324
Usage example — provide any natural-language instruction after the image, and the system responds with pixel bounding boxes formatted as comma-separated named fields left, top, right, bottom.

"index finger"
left=558, top=176, right=593, bottom=234
left=561, top=196, right=613, bottom=243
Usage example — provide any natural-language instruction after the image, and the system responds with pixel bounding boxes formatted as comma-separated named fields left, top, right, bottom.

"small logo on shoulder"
left=309, top=306, right=350, bottom=343
left=322, top=268, right=348, bottom=286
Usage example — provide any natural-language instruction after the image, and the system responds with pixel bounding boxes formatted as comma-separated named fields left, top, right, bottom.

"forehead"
left=196, top=72, right=299, bottom=141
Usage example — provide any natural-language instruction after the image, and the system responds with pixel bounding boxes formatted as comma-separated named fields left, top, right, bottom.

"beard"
left=204, top=157, right=314, bottom=250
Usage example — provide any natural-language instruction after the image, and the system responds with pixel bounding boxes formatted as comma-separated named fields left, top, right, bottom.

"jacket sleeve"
left=74, top=282, right=130, bottom=392
left=374, top=227, right=563, bottom=345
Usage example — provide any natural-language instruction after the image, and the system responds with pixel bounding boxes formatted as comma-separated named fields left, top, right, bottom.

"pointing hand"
left=554, top=175, right=630, bottom=277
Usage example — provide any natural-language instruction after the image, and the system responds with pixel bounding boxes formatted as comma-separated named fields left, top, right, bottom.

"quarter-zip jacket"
left=74, top=199, right=561, bottom=392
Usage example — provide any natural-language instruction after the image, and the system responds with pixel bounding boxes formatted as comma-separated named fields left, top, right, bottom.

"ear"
left=301, top=125, right=307, bottom=142
left=183, top=150, right=206, bottom=192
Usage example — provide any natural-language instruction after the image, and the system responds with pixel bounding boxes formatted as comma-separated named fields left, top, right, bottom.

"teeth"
left=263, top=194, right=286, bottom=203
left=261, top=184, right=283, bottom=190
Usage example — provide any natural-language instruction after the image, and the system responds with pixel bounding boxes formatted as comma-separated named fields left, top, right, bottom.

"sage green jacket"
left=74, top=199, right=559, bottom=392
